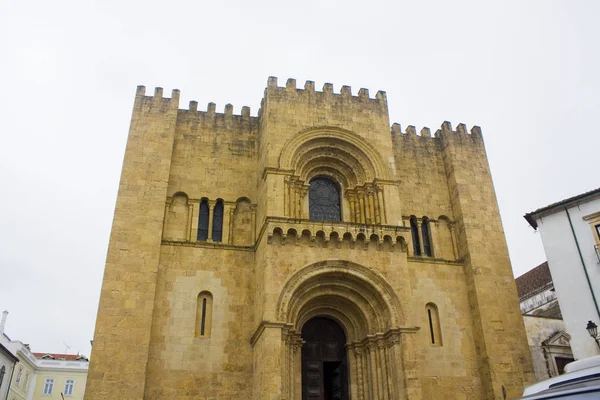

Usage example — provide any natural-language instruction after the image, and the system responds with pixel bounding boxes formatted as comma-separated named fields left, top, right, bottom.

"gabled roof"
left=516, top=261, right=553, bottom=299
left=524, top=187, right=600, bottom=229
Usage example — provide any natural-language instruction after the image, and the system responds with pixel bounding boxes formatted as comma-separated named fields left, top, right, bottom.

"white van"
left=521, top=355, right=600, bottom=397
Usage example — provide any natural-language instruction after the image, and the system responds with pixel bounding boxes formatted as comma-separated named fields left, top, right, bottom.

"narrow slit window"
left=197, top=199, right=209, bottom=241
left=201, top=298, right=207, bottom=335
left=410, top=217, right=421, bottom=256
left=422, top=218, right=432, bottom=257
left=195, top=291, right=213, bottom=338
left=212, top=200, right=224, bottom=242
left=428, top=309, right=435, bottom=343
left=426, top=303, right=442, bottom=346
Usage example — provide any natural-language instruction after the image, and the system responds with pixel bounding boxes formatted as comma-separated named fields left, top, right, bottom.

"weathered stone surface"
left=86, top=80, right=534, bottom=400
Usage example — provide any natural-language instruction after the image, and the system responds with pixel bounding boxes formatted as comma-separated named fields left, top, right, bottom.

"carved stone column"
left=346, top=189, right=357, bottom=223
left=376, top=184, right=386, bottom=224
left=228, top=206, right=235, bottom=244
left=377, top=340, right=390, bottom=400
left=187, top=202, right=194, bottom=241
left=207, top=201, right=214, bottom=241
left=368, top=340, right=380, bottom=399
left=291, top=336, right=304, bottom=400
left=366, top=186, right=376, bottom=224
left=293, top=182, right=300, bottom=219
left=357, top=190, right=366, bottom=224
left=350, top=344, right=365, bottom=400
left=284, top=177, right=290, bottom=217
left=416, top=218, right=424, bottom=256
left=299, top=184, right=309, bottom=220
left=191, top=201, right=200, bottom=241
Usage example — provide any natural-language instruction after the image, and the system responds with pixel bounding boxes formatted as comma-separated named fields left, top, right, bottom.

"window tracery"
left=309, top=177, right=341, bottom=222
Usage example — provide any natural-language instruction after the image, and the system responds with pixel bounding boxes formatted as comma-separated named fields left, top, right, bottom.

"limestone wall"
left=86, top=80, right=534, bottom=400
left=144, top=245, right=255, bottom=399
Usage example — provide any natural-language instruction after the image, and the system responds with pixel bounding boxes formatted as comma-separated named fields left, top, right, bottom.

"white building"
left=0, top=312, right=89, bottom=400
left=525, top=187, right=600, bottom=360
left=0, top=312, right=19, bottom=400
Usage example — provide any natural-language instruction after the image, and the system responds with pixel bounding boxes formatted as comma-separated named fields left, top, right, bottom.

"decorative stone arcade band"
left=163, top=193, right=257, bottom=246
left=285, top=176, right=386, bottom=225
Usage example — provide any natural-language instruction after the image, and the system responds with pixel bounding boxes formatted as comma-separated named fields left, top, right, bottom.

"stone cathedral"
left=86, top=77, right=534, bottom=400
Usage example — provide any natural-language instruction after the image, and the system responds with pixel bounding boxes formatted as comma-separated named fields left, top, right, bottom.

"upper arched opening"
left=279, top=127, right=389, bottom=184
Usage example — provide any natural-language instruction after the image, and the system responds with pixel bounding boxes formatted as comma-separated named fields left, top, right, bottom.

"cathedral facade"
left=85, top=78, right=534, bottom=399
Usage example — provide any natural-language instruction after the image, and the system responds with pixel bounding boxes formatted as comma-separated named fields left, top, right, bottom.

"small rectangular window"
left=64, top=379, right=75, bottom=396
left=43, top=378, right=55, bottom=395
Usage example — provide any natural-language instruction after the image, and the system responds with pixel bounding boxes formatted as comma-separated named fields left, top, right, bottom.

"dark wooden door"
left=302, top=318, right=348, bottom=400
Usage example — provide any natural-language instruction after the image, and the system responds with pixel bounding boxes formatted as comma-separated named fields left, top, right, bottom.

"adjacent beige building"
left=86, top=77, right=534, bottom=399
left=516, top=262, right=574, bottom=381
left=1, top=312, right=89, bottom=400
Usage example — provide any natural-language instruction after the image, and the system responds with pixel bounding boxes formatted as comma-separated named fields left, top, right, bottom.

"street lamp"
left=586, top=320, right=600, bottom=349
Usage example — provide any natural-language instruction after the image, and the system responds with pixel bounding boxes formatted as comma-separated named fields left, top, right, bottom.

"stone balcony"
left=261, top=216, right=410, bottom=252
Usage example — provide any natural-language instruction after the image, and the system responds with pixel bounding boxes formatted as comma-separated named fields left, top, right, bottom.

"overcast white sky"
left=1, top=0, right=598, bottom=357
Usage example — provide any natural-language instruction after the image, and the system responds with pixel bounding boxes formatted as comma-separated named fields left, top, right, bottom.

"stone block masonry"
left=85, top=78, right=534, bottom=400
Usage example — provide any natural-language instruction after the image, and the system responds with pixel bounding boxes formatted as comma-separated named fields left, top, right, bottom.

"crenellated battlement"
left=391, top=121, right=483, bottom=141
left=135, top=85, right=180, bottom=111
left=179, top=100, right=256, bottom=120
left=264, top=76, right=388, bottom=106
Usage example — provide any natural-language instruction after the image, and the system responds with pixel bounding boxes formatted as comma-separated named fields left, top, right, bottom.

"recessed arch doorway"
left=301, top=317, right=349, bottom=400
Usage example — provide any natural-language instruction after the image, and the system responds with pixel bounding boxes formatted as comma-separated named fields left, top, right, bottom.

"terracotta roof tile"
left=515, top=262, right=553, bottom=299
left=33, top=352, right=88, bottom=361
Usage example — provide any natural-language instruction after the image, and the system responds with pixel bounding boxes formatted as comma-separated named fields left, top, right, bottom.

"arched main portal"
left=276, top=260, right=421, bottom=400
left=302, top=317, right=348, bottom=400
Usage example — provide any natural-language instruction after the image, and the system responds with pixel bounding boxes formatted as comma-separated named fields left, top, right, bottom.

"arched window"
left=309, top=177, right=341, bottom=222
left=195, top=291, right=213, bottom=338
left=212, top=200, right=224, bottom=242
left=426, top=303, right=443, bottom=346
left=0, top=365, right=5, bottom=389
left=410, top=217, right=421, bottom=256
left=197, top=199, right=209, bottom=241
left=422, top=217, right=432, bottom=257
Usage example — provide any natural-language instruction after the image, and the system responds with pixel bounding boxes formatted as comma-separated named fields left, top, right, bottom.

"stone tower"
left=85, top=78, right=534, bottom=399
